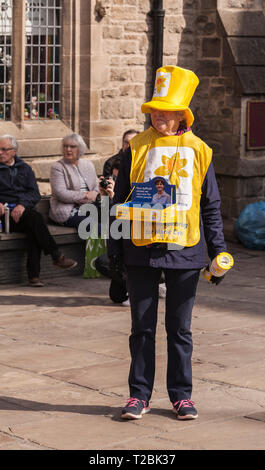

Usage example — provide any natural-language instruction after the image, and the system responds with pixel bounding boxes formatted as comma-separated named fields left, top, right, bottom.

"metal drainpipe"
left=150, top=0, right=165, bottom=85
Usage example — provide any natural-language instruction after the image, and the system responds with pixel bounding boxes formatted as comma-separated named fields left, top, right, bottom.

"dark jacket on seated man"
left=0, top=155, right=41, bottom=208
left=0, top=135, right=77, bottom=286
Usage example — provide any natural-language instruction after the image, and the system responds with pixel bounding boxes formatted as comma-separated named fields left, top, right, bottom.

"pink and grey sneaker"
left=173, top=399, right=198, bottom=420
left=121, top=397, right=150, bottom=420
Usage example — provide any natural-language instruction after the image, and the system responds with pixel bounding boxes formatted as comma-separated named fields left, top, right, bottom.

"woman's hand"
left=77, top=190, right=99, bottom=205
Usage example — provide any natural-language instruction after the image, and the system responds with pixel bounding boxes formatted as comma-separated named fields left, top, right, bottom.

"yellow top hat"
left=141, top=65, right=199, bottom=127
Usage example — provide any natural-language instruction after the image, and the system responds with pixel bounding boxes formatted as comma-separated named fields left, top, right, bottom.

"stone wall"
left=89, top=0, right=230, bottom=160
left=89, top=0, right=200, bottom=156
left=220, top=0, right=263, bottom=8
left=4, top=0, right=264, bottom=223
left=212, top=1, right=265, bottom=220
left=191, top=3, right=238, bottom=161
left=89, top=0, right=265, bottom=223
left=89, top=0, right=153, bottom=157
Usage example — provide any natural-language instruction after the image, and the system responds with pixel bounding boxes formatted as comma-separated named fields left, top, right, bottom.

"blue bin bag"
left=235, top=201, right=265, bottom=250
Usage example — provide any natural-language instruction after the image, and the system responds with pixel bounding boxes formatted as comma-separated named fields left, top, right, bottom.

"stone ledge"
left=0, top=238, right=85, bottom=283
left=27, top=155, right=106, bottom=180
left=218, top=9, right=265, bottom=95
left=235, top=66, right=265, bottom=94
left=26, top=155, right=108, bottom=196
left=0, top=231, right=84, bottom=253
left=218, top=10, right=265, bottom=37
left=214, top=156, right=265, bottom=177
left=0, top=224, right=77, bottom=242
left=228, top=38, right=265, bottom=66
left=37, top=182, right=52, bottom=197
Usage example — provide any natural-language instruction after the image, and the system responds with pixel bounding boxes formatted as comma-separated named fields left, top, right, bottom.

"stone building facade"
left=1, top=0, right=265, bottom=226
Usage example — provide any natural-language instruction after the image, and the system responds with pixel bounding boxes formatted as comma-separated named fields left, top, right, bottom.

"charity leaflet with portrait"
left=116, top=176, right=176, bottom=222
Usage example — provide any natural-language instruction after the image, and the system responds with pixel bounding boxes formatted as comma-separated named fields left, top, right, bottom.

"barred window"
left=25, top=0, right=61, bottom=120
left=0, top=0, right=61, bottom=121
left=0, top=0, right=12, bottom=120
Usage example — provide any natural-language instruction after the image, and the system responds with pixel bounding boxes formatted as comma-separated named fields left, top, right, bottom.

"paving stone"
left=0, top=432, right=48, bottom=450
left=0, top=241, right=265, bottom=450
left=8, top=414, right=160, bottom=450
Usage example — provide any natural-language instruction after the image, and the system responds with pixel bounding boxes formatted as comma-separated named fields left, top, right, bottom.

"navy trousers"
left=126, top=265, right=200, bottom=404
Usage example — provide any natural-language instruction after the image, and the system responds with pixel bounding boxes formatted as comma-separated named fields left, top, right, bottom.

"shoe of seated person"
left=28, top=277, right=45, bottom=287
left=121, top=397, right=150, bottom=420
left=53, top=255, right=77, bottom=270
left=172, top=399, right=198, bottom=420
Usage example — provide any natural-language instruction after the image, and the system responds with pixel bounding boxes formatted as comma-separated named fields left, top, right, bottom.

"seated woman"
left=49, top=133, right=100, bottom=227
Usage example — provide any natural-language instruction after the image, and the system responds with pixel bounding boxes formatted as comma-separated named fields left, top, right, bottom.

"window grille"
left=25, top=0, right=61, bottom=120
left=0, top=0, right=12, bottom=121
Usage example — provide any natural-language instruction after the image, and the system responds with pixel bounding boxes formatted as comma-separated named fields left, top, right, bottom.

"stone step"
left=26, top=154, right=106, bottom=180
left=24, top=155, right=108, bottom=196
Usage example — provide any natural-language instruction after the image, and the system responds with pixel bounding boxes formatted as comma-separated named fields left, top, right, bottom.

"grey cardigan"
left=49, top=158, right=99, bottom=223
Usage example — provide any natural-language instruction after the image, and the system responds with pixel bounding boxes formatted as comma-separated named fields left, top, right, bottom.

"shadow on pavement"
left=0, top=295, right=118, bottom=307
left=0, top=397, right=175, bottom=421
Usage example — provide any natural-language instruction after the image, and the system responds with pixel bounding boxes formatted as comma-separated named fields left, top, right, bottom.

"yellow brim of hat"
left=141, top=100, right=194, bottom=127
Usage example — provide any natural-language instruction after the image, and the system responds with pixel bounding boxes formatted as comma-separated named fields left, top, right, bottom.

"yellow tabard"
left=129, top=126, right=212, bottom=247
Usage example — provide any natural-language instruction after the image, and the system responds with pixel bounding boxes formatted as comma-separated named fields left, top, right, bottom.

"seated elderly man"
left=0, top=134, right=77, bottom=287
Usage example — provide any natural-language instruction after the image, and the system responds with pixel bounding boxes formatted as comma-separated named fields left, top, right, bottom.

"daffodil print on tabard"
left=154, top=152, right=189, bottom=188
left=143, top=145, right=195, bottom=212
left=153, top=72, right=171, bottom=97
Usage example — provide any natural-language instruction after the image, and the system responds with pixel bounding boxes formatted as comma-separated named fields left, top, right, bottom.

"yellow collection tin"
left=203, top=252, right=234, bottom=281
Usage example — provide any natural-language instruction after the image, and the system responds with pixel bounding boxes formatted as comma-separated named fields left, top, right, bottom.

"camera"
left=99, top=177, right=109, bottom=189
left=99, top=177, right=110, bottom=189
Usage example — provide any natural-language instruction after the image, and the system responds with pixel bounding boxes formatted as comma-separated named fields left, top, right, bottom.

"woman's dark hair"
left=122, top=129, right=139, bottom=141
left=154, top=177, right=165, bottom=186
left=110, top=160, right=120, bottom=174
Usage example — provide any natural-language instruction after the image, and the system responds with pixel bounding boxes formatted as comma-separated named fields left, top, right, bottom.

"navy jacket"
left=107, top=146, right=227, bottom=269
left=0, top=155, right=41, bottom=208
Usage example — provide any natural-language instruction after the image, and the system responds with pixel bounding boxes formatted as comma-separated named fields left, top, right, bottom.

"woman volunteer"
left=108, top=66, right=227, bottom=420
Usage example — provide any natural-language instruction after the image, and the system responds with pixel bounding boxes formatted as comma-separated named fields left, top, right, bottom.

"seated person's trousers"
left=8, top=208, right=59, bottom=279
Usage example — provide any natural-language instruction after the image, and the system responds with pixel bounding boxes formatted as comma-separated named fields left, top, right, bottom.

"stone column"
left=11, top=0, right=25, bottom=126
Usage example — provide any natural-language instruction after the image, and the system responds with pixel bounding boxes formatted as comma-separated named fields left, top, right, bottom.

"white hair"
left=62, top=133, right=87, bottom=158
left=0, top=134, right=18, bottom=150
